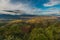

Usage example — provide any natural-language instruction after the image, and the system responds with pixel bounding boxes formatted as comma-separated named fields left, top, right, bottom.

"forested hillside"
left=0, top=17, right=60, bottom=40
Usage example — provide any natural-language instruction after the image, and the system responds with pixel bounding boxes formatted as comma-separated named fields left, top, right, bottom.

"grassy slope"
left=0, top=16, right=60, bottom=40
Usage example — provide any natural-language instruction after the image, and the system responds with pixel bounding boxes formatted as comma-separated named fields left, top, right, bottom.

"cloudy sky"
left=0, top=0, right=60, bottom=15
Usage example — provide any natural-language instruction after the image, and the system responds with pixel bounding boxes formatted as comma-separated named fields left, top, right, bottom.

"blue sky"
left=11, top=0, right=60, bottom=9
left=0, top=0, right=60, bottom=15
left=11, top=0, right=49, bottom=9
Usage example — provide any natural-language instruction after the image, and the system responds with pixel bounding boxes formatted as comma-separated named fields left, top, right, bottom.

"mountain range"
left=0, top=13, right=60, bottom=20
left=0, top=14, right=38, bottom=20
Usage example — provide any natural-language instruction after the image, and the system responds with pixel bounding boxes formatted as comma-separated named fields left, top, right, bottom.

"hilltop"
left=26, top=16, right=58, bottom=23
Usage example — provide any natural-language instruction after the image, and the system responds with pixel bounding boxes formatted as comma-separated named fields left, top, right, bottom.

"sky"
left=0, top=0, right=60, bottom=15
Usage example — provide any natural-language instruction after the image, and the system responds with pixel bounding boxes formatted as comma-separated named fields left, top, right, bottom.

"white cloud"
left=0, top=0, right=41, bottom=15
left=0, top=0, right=60, bottom=15
left=44, top=0, right=60, bottom=7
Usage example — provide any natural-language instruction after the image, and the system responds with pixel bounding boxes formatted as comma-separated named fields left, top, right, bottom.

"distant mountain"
left=50, top=14, right=60, bottom=16
left=0, top=14, right=19, bottom=19
left=0, top=14, right=38, bottom=20
left=20, top=14, right=37, bottom=16
left=0, top=13, right=60, bottom=20
left=39, top=14, right=60, bottom=16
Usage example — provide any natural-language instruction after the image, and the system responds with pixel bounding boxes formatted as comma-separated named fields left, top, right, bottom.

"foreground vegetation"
left=0, top=17, right=60, bottom=40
